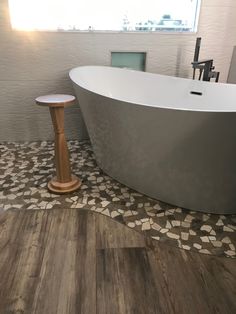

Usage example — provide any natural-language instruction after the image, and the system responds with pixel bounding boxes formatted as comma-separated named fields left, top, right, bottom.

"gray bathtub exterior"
left=70, top=67, right=236, bottom=214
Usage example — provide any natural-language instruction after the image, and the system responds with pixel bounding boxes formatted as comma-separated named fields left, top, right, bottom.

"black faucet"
left=191, top=37, right=220, bottom=82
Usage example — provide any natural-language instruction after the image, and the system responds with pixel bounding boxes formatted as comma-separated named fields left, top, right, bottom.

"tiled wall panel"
left=0, top=111, right=87, bottom=142
left=228, top=46, right=236, bottom=83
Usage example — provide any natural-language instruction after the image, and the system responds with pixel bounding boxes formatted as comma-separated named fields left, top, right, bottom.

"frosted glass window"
left=9, top=0, right=201, bottom=32
left=111, top=52, right=146, bottom=71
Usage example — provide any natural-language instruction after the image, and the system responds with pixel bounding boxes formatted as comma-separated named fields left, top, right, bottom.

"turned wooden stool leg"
left=48, top=107, right=81, bottom=193
left=35, top=94, right=81, bottom=194
left=50, top=107, right=71, bottom=182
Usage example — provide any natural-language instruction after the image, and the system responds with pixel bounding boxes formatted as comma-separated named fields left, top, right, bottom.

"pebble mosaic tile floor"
left=0, top=140, right=235, bottom=258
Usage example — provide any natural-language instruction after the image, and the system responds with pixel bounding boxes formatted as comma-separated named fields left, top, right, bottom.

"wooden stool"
left=35, top=94, right=81, bottom=194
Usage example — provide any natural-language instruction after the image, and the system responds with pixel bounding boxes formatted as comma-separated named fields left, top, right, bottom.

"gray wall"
left=0, top=0, right=236, bottom=141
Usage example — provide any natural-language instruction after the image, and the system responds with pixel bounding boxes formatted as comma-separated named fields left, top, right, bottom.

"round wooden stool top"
left=35, top=94, right=76, bottom=108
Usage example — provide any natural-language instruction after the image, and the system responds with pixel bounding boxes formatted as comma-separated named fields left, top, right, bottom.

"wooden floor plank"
left=148, top=244, right=236, bottom=314
left=95, top=214, right=146, bottom=249
left=96, top=248, right=164, bottom=314
left=96, top=245, right=236, bottom=314
left=0, top=210, right=49, bottom=313
left=0, top=209, right=96, bottom=314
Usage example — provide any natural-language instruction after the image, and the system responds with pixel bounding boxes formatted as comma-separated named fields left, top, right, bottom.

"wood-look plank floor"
left=0, top=209, right=235, bottom=314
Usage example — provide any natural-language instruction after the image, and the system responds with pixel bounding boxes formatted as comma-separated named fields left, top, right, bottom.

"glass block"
left=111, top=52, right=146, bottom=71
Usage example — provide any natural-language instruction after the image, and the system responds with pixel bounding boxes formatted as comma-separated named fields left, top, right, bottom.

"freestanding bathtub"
left=69, top=66, right=236, bottom=214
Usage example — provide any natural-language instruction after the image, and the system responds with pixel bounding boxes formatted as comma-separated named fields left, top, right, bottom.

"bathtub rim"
left=69, top=65, right=236, bottom=113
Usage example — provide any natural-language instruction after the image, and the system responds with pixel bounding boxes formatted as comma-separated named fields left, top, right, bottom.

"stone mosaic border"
left=0, top=140, right=235, bottom=258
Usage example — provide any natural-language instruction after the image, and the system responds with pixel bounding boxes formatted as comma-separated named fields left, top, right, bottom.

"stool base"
left=48, top=175, right=81, bottom=194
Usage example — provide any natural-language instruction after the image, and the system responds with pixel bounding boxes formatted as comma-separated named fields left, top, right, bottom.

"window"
left=9, top=0, right=201, bottom=32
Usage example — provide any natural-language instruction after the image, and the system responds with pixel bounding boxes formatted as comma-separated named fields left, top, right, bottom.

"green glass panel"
left=111, top=52, right=146, bottom=71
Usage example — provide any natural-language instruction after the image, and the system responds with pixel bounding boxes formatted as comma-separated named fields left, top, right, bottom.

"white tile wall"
left=0, top=0, right=236, bottom=141
left=228, top=46, right=236, bottom=83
